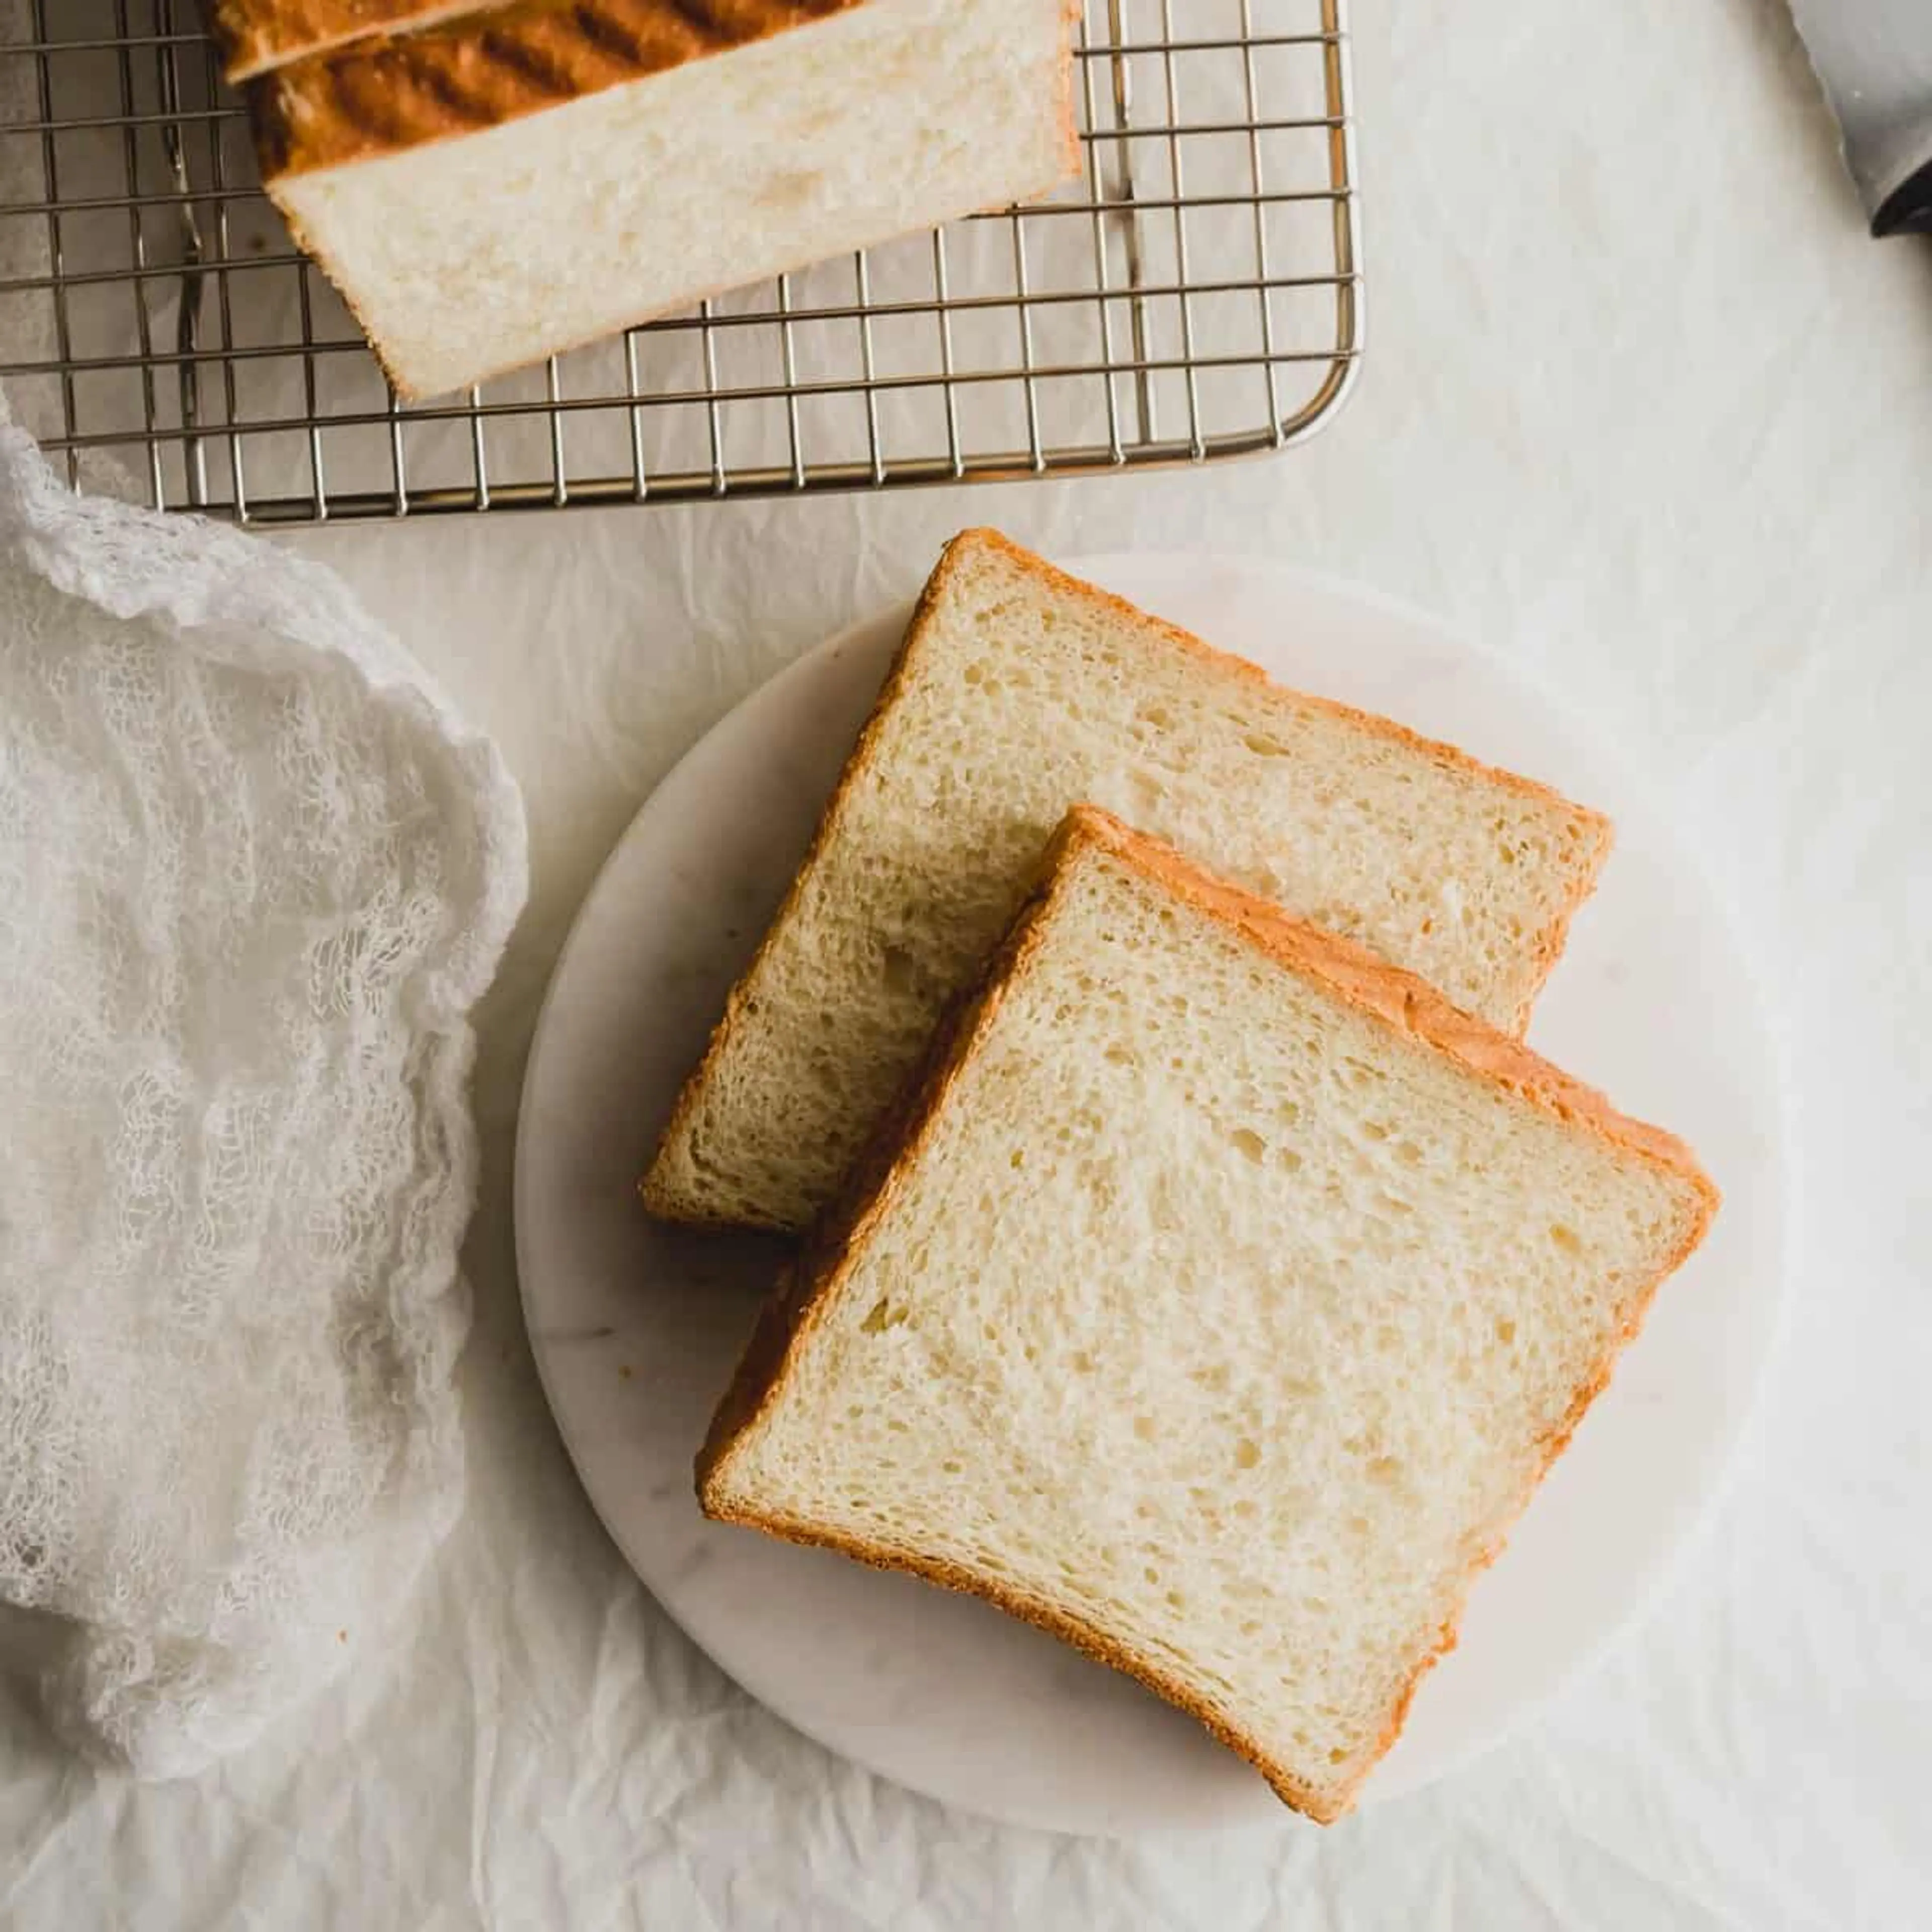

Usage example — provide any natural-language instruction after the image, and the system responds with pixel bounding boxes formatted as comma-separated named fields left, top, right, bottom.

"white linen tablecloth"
left=4, top=1, right=1929, bottom=1924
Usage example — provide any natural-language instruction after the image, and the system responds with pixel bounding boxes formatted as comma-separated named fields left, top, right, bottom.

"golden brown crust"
left=644, top=527, right=1612, bottom=1226
left=696, top=806, right=1719, bottom=1820
left=212, top=2, right=494, bottom=82
left=253, top=0, right=872, bottom=178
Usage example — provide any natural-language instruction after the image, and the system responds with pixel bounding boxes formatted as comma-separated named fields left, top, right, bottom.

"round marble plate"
left=514, top=555, right=1788, bottom=1836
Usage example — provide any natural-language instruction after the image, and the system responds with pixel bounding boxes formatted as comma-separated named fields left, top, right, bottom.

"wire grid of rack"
left=0, top=0, right=1359, bottom=526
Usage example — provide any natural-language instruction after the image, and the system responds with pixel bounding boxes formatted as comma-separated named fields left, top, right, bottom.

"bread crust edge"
left=696, top=806, right=1719, bottom=1821
left=252, top=0, right=1083, bottom=179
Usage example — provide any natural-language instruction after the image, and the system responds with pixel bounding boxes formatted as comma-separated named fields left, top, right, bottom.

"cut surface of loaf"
left=211, top=2, right=496, bottom=81
left=254, top=0, right=1079, bottom=396
left=699, top=807, right=1719, bottom=1822
left=644, top=529, right=1613, bottom=1233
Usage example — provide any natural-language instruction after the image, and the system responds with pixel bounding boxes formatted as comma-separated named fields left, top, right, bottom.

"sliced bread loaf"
left=698, top=807, right=1719, bottom=1822
left=251, top=0, right=1080, bottom=397
left=643, top=530, right=1614, bottom=1233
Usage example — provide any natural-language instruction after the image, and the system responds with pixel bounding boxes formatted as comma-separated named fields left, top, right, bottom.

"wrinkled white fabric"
left=0, top=418, right=526, bottom=1779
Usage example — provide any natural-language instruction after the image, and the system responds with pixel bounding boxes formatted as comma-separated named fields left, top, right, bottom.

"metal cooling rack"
left=0, top=0, right=1359, bottom=525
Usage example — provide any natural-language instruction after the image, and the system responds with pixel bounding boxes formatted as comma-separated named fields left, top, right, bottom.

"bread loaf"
left=251, top=0, right=1081, bottom=396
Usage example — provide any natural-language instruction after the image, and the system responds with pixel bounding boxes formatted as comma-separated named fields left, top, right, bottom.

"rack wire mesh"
left=0, top=0, right=1359, bottom=525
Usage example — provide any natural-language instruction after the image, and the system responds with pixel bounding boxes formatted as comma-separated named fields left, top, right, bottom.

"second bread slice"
left=645, top=530, right=1613, bottom=1233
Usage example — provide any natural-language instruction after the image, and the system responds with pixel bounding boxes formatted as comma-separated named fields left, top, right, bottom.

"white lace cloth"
left=0, top=417, right=526, bottom=1779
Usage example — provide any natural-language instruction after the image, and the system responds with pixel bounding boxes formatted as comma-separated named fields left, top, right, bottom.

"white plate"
left=514, top=555, right=1788, bottom=1836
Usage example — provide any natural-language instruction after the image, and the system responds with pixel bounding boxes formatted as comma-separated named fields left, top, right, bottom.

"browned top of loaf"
left=1066, top=808, right=1714, bottom=1186
left=211, top=2, right=496, bottom=82
left=252, top=0, right=867, bottom=178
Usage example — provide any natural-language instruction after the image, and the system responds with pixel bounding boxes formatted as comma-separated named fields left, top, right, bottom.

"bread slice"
left=211, top=2, right=495, bottom=82
left=699, top=807, right=1719, bottom=1822
left=643, top=529, right=1614, bottom=1234
left=251, top=0, right=1080, bottom=397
